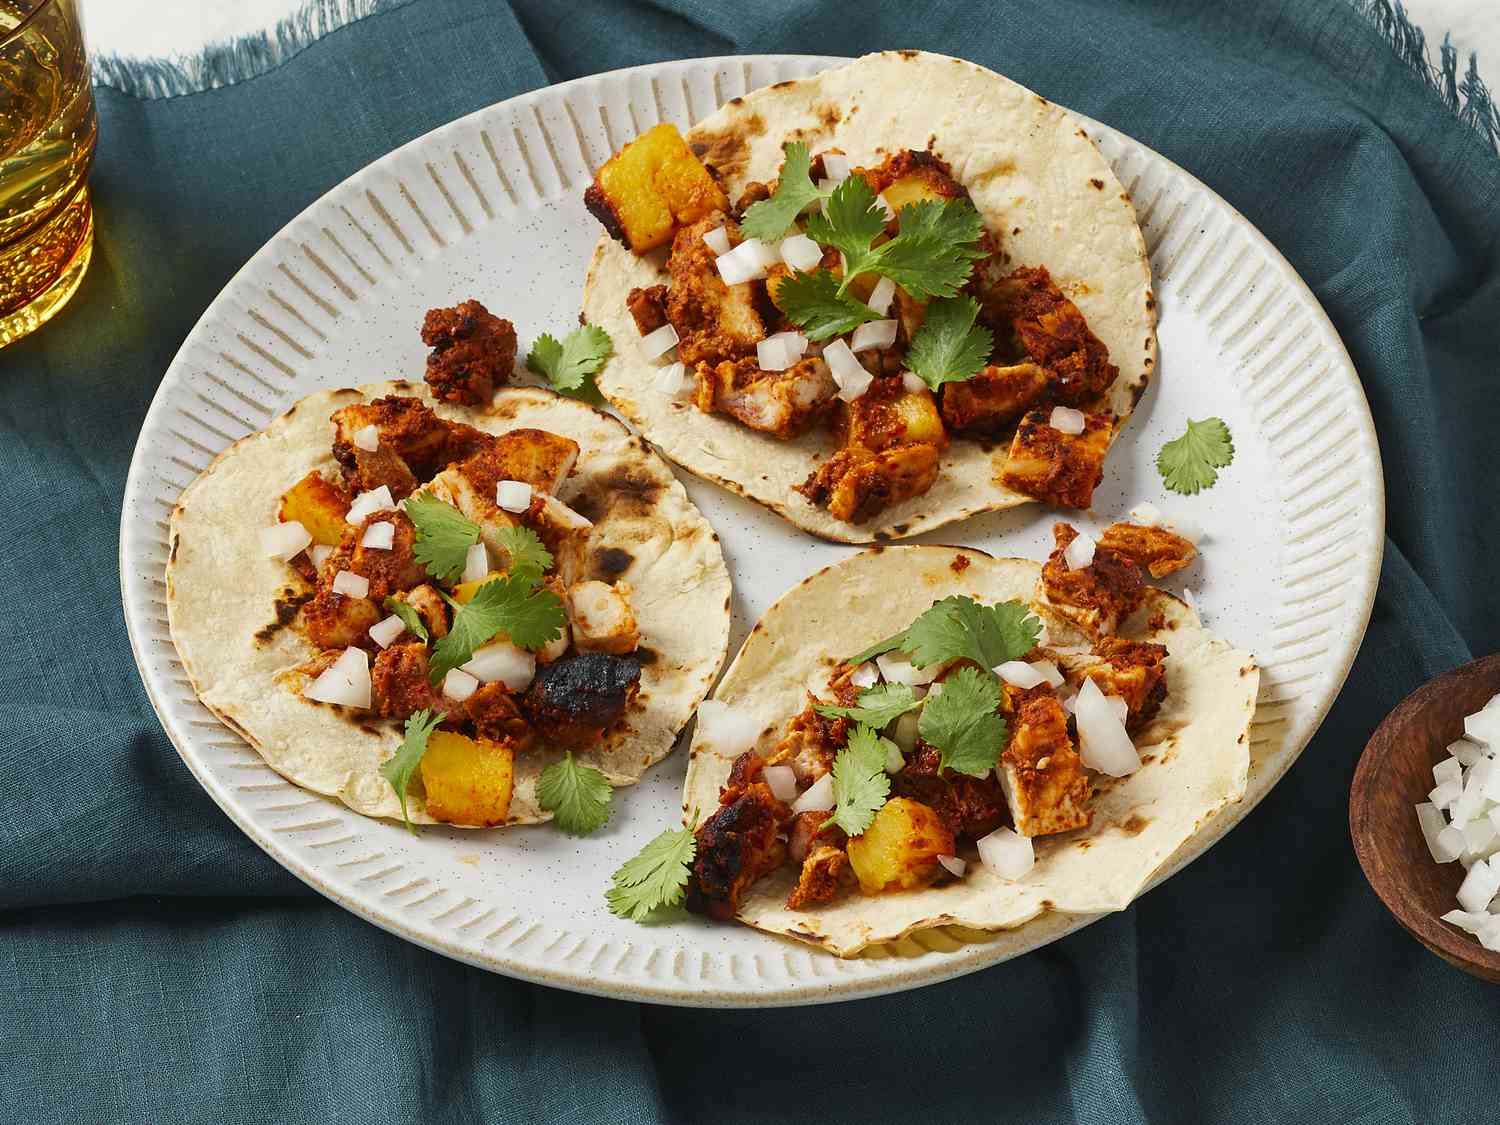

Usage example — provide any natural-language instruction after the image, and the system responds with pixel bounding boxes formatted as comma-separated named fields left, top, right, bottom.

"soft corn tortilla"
left=584, top=50, right=1155, bottom=544
left=681, top=546, right=1255, bottom=956
left=167, top=381, right=732, bottom=826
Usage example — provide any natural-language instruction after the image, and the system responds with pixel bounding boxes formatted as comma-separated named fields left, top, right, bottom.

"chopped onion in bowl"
left=1417, top=802, right=1461, bottom=862
left=351, top=423, right=380, bottom=452
left=461, top=542, right=489, bottom=585
left=639, top=322, right=680, bottom=359
left=825, top=339, right=873, bottom=401
left=850, top=319, right=898, bottom=353
left=1466, top=705, right=1500, bottom=748
left=442, top=668, right=479, bottom=703
left=995, top=660, right=1045, bottom=689
left=462, top=640, right=536, bottom=691
left=850, top=661, right=879, bottom=689
left=346, top=485, right=395, bottom=524
left=260, top=521, right=311, bottom=561
left=304, top=647, right=371, bottom=709
left=1451, top=738, right=1485, bottom=766
left=821, top=152, right=851, bottom=181
left=368, top=614, right=408, bottom=649
left=876, top=651, right=939, bottom=686
left=763, top=764, right=798, bottom=802
left=701, top=225, right=731, bottom=255
left=1128, top=501, right=1163, bottom=526
left=792, top=772, right=834, bottom=814
left=696, top=700, right=762, bottom=757
left=1049, top=406, right=1086, bottom=434
left=1075, top=678, right=1140, bottom=776
left=361, top=520, right=395, bottom=550
left=937, top=854, right=967, bottom=878
left=867, top=277, right=896, bottom=315
left=1458, top=859, right=1500, bottom=913
left=653, top=361, right=690, bottom=397
left=332, top=570, right=370, bottom=599
left=779, top=234, right=823, bottom=271
left=496, top=479, right=532, bottom=512
left=977, top=827, right=1034, bottom=880
left=901, top=371, right=926, bottom=394
left=1063, top=530, right=1097, bottom=570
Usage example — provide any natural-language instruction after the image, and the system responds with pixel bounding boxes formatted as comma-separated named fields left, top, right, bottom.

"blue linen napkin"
left=3, top=0, right=1498, bottom=1121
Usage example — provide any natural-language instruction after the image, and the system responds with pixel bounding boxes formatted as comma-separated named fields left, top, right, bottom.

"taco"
left=581, top=50, right=1154, bottom=543
left=678, top=530, right=1253, bottom=956
left=167, top=334, right=731, bottom=827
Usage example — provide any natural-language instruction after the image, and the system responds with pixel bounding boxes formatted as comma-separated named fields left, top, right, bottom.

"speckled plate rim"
left=120, top=54, right=1383, bottom=1006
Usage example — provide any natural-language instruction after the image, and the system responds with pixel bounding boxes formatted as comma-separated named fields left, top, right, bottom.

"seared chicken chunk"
left=767, top=704, right=851, bottom=784
left=787, top=809, right=843, bottom=864
left=370, top=641, right=444, bottom=719
left=625, top=285, right=669, bottom=336
left=388, top=583, right=449, bottom=640
left=1097, top=522, right=1196, bottom=578
left=999, top=408, right=1112, bottom=510
left=467, top=682, right=534, bottom=748
left=1068, top=637, right=1169, bottom=732
left=420, top=299, right=517, bottom=406
left=299, top=588, right=382, bottom=651
left=1039, top=523, right=1146, bottom=640
left=665, top=213, right=766, bottom=366
left=330, top=395, right=489, bottom=498
left=980, top=266, right=1118, bottom=406
left=858, top=149, right=969, bottom=219
left=786, top=845, right=850, bottom=910
left=998, top=687, right=1093, bottom=837
left=686, top=752, right=790, bottom=920
left=694, top=356, right=837, bottom=438
left=567, top=580, right=640, bottom=654
left=340, top=511, right=427, bottom=599
left=940, top=362, right=1051, bottom=436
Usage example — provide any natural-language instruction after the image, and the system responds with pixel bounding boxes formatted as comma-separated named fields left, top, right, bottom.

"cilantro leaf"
left=847, top=629, right=910, bottom=667
left=917, top=666, right=1006, bottom=777
left=527, top=325, right=613, bottom=398
left=428, top=571, right=566, bottom=683
left=537, top=751, right=613, bottom=835
left=606, top=824, right=698, bottom=921
left=903, top=596, right=1041, bottom=670
left=775, top=268, right=882, bottom=341
left=823, top=725, right=892, bottom=837
left=403, top=494, right=481, bottom=584
left=740, top=142, right=830, bottom=242
left=383, top=596, right=430, bottom=644
left=493, top=523, right=552, bottom=584
left=815, top=683, right=923, bottom=728
left=804, top=175, right=890, bottom=271
left=906, top=295, right=993, bottom=389
left=1157, top=417, right=1234, bottom=495
left=378, top=709, right=445, bottom=832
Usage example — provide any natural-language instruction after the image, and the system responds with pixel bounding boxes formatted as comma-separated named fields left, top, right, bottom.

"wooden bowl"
left=1351, top=653, right=1500, bottom=981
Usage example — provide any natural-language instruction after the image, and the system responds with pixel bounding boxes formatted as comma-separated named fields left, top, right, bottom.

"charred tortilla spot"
left=357, top=722, right=381, bottom=736
left=770, top=79, right=796, bottom=90
left=592, top=546, right=634, bottom=579
left=950, top=554, right=971, bottom=574
left=1145, top=294, right=1156, bottom=310
left=634, top=646, right=659, bottom=666
left=254, top=588, right=315, bottom=645
left=169, top=538, right=179, bottom=564
left=817, top=104, right=840, bottom=127
left=897, top=48, right=919, bottom=58
left=1090, top=178, right=1104, bottom=190
left=1120, top=814, right=1149, bottom=836
left=690, top=113, right=764, bottom=180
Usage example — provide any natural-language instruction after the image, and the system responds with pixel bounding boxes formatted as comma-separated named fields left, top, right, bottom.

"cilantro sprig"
left=527, top=325, right=612, bottom=399
left=537, top=751, right=613, bottom=835
left=1157, top=417, right=1234, bottom=495
left=771, top=269, right=880, bottom=341
left=906, top=295, right=993, bottom=389
left=823, top=725, right=894, bottom=837
left=815, top=682, right=923, bottom=728
left=740, top=142, right=830, bottom=242
left=606, top=824, right=698, bottom=921
left=428, top=570, right=565, bottom=683
left=493, top=524, right=552, bottom=584
left=849, top=596, right=1040, bottom=670
left=383, top=596, right=430, bottom=644
left=917, top=667, right=1006, bottom=777
left=404, top=494, right=481, bottom=584
left=379, top=709, right=445, bottom=832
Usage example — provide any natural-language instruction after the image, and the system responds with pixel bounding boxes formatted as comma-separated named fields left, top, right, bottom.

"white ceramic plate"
left=120, top=55, right=1383, bottom=1006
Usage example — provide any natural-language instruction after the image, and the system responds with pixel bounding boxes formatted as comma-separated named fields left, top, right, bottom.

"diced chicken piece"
left=1097, top=522, right=1197, bottom=578
left=686, top=752, right=790, bottom=920
left=999, top=408, right=1112, bottom=510
left=665, top=213, right=766, bottom=366
left=330, top=395, right=490, bottom=498
left=940, top=362, right=1051, bottom=436
left=369, top=641, right=444, bottom=719
left=521, top=652, right=641, bottom=748
left=299, top=587, right=382, bottom=651
left=979, top=265, right=1118, bottom=406
left=454, top=427, right=579, bottom=497
left=785, top=845, right=851, bottom=910
left=858, top=149, right=968, bottom=219
left=388, top=583, right=449, bottom=640
left=625, top=285, right=669, bottom=335
left=341, top=511, right=427, bottom=600
left=420, top=299, right=517, bottom=406
left=1069, top=637, right=1169, bottom=732
left=766, top=705, right=850, bottom=784
left=787, top=810, right=842, bottom=864
left=694, top=356, right=837, bottom=438
left=1039, top=523, right=1146, bottom=640
left=890, top=744, right=1009, bottom=842
left=584, top=122, right=729, bottom=254
left=998, top=688, right=1093, bottom=837
left=566, top=580, right=640, bottom=654
left=466, top=682, right=535, bottom=748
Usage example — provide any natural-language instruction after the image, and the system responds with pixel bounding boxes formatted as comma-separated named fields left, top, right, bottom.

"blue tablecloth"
left=4, top=1, right=1499, bottom=1120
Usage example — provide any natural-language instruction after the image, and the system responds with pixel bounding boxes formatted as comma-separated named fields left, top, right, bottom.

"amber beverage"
left=0, top=0, right=95, bottom=347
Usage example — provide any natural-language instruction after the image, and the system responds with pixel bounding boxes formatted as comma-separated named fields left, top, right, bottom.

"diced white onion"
left=1064, top=531, right=1097, bottom=570
left=757, top=336, right=797, bottom=372
left=763, top=765, right=798, bottom=802
left=696, top=700, right=762, bottom=756
left=332, top=570, right=369, bottom=599
left=1164, top=511, right=1204, bottom=544
left=1429, top=778, right=1462, bottom=810
left=461, top=641, right=536, bottom=691
left=1031, top=660, right=1065, bottom=688
left=850, top=319, right=898, bottom=353
left=368, top=614, right=408, bottom=649
left=876, top=652, right=939, bottom=686
left=360, top=520, right=395, bottom=550
left=1451, top=738, right=1486, bottom=766
left=825, top=339, right=873, bottom=401
left=1457, top=858, right=1500, bottom=913
left=937, top=854, right=967, bottom=878
left=779, top=234, right=823, bottom=271
left=1439, top=825, right=1467, bottom=862
left=496, top=480, right=533, bottom=513
left=346, top=485, right=395, bottom=524
left=875, top=192, right=895, bottom=221
left=766, top=330, right=808, bottom=361
left=820, top=152, right=851, bottom=182
left=890, top=710, right=921, bottom=755
left=995, top=661, right=1046, bottom=690
left=867, top=277, right=896, bottom=315
left=1050, top=406, right=1086, bottom=434
left=1466, top=704, right=1500, bottom=747
left=654, top=361, right=690, bottom=397
left=1453, top=760, right=1490, bottom=825
left=792, top=772, right=835, bottom=814
left=977, top=827, right=1034, bottom=880
left=850, top=662, right=879, bottom=689
left=1075, top=678, right=1140, bottom=776
left=1443, top=909, right=1489, bottom=934
left=1463, top=817, right=1498, bottom=856
left=701, top=225, right=731, bottom=255
left=901, top=371, right=926, bottom=394
left=884, top=739, right=905, bottom=774
left=351, top=424, right=380, bottom=452
left=441, top=668, right=479, bottom=703
left=260, top=521, right=312, bottom=561
left=639, top=322, right=680, bottom=359
left=308, top=544, right=333, bottom=570
left=715, top=239, right=775, bottom=285
left=1128, top=501, right=1163, bottom=527
left=1417, top=802, right=1461, bottom=862
left=462, top=542, right=489, bottom=585
left=303, top=647, right=371, bottom=709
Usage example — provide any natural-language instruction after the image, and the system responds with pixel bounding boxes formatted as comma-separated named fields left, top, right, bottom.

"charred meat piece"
left=693, top=356, right=837, bottom=438
left=686, top=752, right=790, bottom=920
left=299, top=587, right=382, bottom=651
left=890, top=743, right=1009, bottom=841
left=1097, top=522, right=1196, bottom=578
left=466, top=682, right=535, bottom=748
left=786, top=845, right=850, bottom=911
left=998, top=687, right=1093, bottom=837
left=1075, top=637, right=1168, bottom=732
left=522, top=653, right=641, bottom=747
left=420, top=300, right=517, bottom=406
left=939, top=362, right=1051, bottom=437
left=625, top=285, right=669, bottom=336
left=450, top=427, right=579, bottom=498
left=665, top=213, right=766, bottom=367
left=330, top=395, right=490, bottom=496
left=370, top=642, right=445, bottom=719
left=1040, top=523, right=1146, bottom=639
left=980, top=266, right=1118, bottom=406
left=767, top=705, right=851, bottom=784
left=999, top=408, right=1112, bottom=510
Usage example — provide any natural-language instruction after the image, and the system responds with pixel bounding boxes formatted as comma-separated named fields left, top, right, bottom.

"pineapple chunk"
left=278, top=471, right=352, bottom=546
left=451, top=572, right=503, bottom=605
left=890, top=386, right=945, bottom=444
left=999, top=408, right=1112, bottom=509
left=584, top=123, right=729, bottom=254
left=846, top=797, right=955, bottom=895
left=862, top=149, right=967, bottom=215
left=418, top=730, right=514, bottom=826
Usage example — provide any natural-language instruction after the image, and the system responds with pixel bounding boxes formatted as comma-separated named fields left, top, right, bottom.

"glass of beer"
left=0, top=0, right=96, bottom=348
